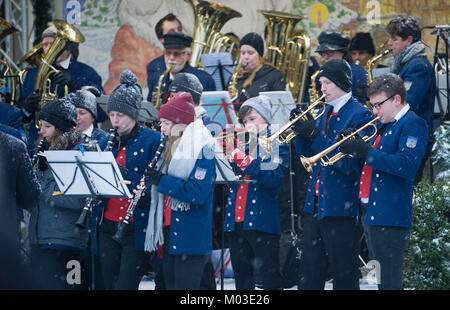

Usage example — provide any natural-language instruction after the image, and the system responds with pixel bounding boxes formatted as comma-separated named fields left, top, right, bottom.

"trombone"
left=300, top=116, right=380, bottom=173
left=258, top=94, right=326, bottom=153
left=216, top=126, right=252, bottom=147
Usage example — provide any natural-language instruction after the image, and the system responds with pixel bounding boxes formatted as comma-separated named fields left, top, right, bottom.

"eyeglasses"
left=370, top=94, right=395, bottom=110
left=164, top=50, right=186, bottom=57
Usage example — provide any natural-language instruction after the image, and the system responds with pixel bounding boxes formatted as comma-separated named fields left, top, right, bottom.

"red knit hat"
left=158, top=92, right=195, bottom=125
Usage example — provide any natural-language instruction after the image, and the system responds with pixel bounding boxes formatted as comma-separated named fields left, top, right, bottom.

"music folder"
left=45, top=150, right=132, bottom=198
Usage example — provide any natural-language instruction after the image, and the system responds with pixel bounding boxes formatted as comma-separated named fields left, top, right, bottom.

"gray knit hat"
left=70, top=88, right=99, bottom=119
left=241, top=95, right=272, bottom=123
left=169, top=73, right=203, bottom=104
left=107, top=70, right=142, bottom=119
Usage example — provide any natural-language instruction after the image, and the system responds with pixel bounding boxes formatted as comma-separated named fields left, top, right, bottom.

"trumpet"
left=216, top=126, right=252, bottom=147
left=258, top=94, right=326, bottom=153
left=300, top=117, right=380, bottom=173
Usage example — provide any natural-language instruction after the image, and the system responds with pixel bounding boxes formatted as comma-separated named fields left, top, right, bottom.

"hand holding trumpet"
left=337, top=128, right=372, bottom=159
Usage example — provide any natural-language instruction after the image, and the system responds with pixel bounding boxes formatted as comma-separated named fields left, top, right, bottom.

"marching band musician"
left=69, top=86, right=108, bottom=143
left=142, top=92, right=217, bottom=290
left=222, top=95, right=289, bottom=290
left=96, top=70, right=161, bottom=290
left=291, top=59, right=373, bottom=290
left=230, top=32, right=286, bottom=109
left=314, top=30, right=367, bottom=104
left=338, top=73, right=428, bottom=290
left=385, top=15, right=434, bottom=184
left=349, top=32, right=376, bottom=69
left=28, top=98, right=87, bottom=290
left=146, top=32, right=216, bottom=104
left=18, top=23, right=104, bottom=151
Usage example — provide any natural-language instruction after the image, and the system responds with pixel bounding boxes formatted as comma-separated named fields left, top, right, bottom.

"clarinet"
left=32, top=138, right=47, bottom=169
left=75, top=127, right=118, bottom=229
left=112, top=134, right=167, bottom=243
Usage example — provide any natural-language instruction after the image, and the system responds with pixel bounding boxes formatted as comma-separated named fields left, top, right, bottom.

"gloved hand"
left=338, top=134, right=371, bottom=159
left=37, top=156, right=48, bottom=171
left=81, top=85, right=101, bottom=97
left=337, top=128, right=356, bottom=141
left=53, top=70, right=78, bottom=92
left=137, top=191, right=150, bottom=209
left=144, top=167, right=163, bottom=186
left=23, top=92, right=41, bottom=113
left=289, top=104, right=307, bottom=121
left=231, top=149, right=255, bottom=169
left=291, top=112, right=320, bottom=140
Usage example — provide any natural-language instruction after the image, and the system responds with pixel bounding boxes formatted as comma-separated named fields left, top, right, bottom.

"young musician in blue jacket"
left=222, top=95, right=289, bottom=290
left=292, top=59, right=373, bottom=290
left=338, top=73, right=428, bottom=290
left=315, top=30, right=367, bottom=105
left=143, top=92, right=217, bottom=290
left=386, top=15, right=434, bottom=184
left=96, top=70, right=160, bottom=290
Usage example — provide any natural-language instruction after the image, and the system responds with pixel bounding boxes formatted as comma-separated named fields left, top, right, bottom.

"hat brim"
left=316, top=43, right=347, bottom=53
left=164, top=44, right=190, bottom=50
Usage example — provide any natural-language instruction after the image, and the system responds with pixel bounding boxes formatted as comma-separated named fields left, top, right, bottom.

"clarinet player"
left=96, top=70, right=160, bottom=290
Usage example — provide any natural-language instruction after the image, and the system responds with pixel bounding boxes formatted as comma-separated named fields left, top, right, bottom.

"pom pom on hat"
left=107, top=70, right=142, bottom=120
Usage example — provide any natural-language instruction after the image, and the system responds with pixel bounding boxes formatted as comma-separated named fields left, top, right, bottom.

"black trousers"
left=98, top=219, right=151, bottom=290
left=226, top=223, right=282, bottom=290
left=298, top=211, right=360, bottom=290
left=162, top=227, right=209, bottom=290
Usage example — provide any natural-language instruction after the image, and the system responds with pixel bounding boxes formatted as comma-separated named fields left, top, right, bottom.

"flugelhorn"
left=300, top=116, right=380, bottom=173
left=258, top=94, right=326, bottom=153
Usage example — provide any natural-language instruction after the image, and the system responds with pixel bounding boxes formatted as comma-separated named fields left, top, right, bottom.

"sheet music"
left=45, top=150, right=132, bottom=198
left=201, top=52, right=234, bottom=91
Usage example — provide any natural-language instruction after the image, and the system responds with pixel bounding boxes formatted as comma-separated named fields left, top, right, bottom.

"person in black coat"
left=230, top=32, right=286, bottom=109
left=0, top=131, right=40, bottom=289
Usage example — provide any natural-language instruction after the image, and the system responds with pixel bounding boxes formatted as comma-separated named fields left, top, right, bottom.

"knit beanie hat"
left=39, top=98, right=77, bottom=132
left=349, top=32, right=375, bottom=56
left=69, top=87, right=99, bottom=119
left=241, top=95, right=272, bottom=123
left=316, top=30, right=350, bottom=53
left=316, top=59, right=352, bottom=93
left=240, top=32, right=264, bottom=57
left=107, top=70, right=142, bottom=120
left=158, top=92, right=195, bottom=125
left=169, top=73, right=203, bottom=104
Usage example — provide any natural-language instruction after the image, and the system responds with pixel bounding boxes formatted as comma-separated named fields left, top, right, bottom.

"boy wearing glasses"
left=339, top=73, right=428, bottom=290
left=146, top=32, right=216, bottom=103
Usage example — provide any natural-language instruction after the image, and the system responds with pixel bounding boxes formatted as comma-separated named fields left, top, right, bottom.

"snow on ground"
left=138, top=278, right=379, bottom=290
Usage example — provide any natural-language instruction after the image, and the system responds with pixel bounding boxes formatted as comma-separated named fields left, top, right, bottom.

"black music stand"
left=45, top=150, right=131, bottom=290
left=201, top=52, right=235, bottom=91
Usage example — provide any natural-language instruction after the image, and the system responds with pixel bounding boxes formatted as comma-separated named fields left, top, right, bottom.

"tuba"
left=186, top=0, right=242, bottom=68
left=260, top=10, right=311, bottom=103
left=34, top=20, right=85, bottom=111
left=0, top=18, right=19, bottom=105
left=18, top=42, right=43, bottom=84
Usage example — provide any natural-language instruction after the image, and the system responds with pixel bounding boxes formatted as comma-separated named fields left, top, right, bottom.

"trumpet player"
left=222, top=95, right=289, bottom=290
left=338, top=73, right=428, bottom=290
left=291, top=59, right=372, bottom=290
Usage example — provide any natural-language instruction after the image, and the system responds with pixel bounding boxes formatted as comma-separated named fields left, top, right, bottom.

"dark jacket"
left=0, top=132, right=40, bottom=245
left=232, top=64, right=286, bottom=105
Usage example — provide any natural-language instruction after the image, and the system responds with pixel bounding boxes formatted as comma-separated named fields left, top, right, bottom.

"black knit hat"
left=349, top=32, right=375, bottom=56
left=240, top=32, right=264, bottom=57
left=316, top=59, right=352, bottom=92
left=316, top=30, right=350, bottom=53
left=39, top=98, right=77, bottom=132
left=163, top=32, right=192, bottom=49
left=169, top=73, right=203, bottom=104
left=107, top=70, right=142, bottom=120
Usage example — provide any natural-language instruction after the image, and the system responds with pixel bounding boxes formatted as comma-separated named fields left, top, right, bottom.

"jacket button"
left=134, top=167, right=138, bottom=172
left=133, top=152, right=138, bottom=156
left=173, top=245, right=176, bottom=249
left=175, top=218, right=180, bottom=222
left=249, top=211, right=254, bottom=215
left=370, top=216, right=374, bottom=220
left=249, top=222, right=253, bottom=227
left=173, top=231, right=177, bottom=236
